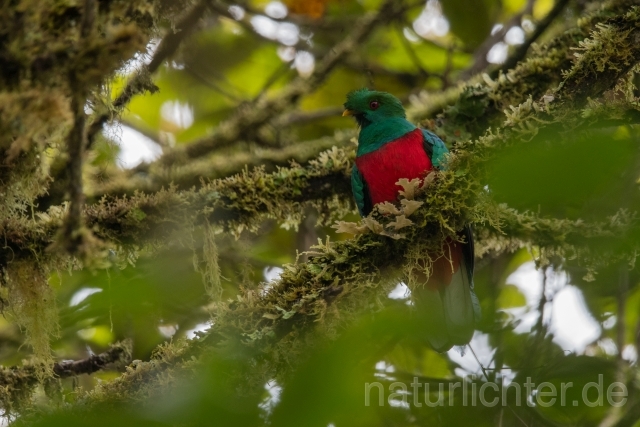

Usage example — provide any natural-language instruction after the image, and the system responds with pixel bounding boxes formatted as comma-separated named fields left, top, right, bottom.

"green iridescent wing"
left=351, top=164, right=372, bottom=216
left=421, top=129, right=449, bottom=170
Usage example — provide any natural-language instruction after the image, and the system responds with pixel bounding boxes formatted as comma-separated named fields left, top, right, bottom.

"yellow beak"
left=342, top=109, right=356, bottom=117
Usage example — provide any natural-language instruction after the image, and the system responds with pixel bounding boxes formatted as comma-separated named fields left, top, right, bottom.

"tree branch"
left=86, top=0, right=210, bottom=148
left=184, top=65, right=243, bottom=103
left=60, top=90, right=89, bottom=254
left=90, top=132, right=353, bottom=197
left=59, top=0, right=97, bottom=255
left=8, top=87, right=640, bottom=267
left=0, top=342, right=131, bottom=412
left=409, top=0, right=638, bottom=134
left=560, top=6, right=640, bottom=106
left=4, top=6, right=640, bottom=401
left=52, top=342, right=131, bottom=378
left=81, top=182, right=640, bottom=404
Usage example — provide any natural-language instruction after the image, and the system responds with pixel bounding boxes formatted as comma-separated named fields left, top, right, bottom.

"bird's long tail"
left=412, top=227, right=481, bottom=352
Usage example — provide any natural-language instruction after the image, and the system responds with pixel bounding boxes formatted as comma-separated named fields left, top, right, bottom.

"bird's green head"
left=343, top=88, right=406, bottom=127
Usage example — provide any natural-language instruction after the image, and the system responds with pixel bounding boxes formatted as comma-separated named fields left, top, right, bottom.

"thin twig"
left=598, top=267, right=631, bottom=427
left=53, top=342, right=131, bottom=378
left=468, top=344, right=490, bottom=381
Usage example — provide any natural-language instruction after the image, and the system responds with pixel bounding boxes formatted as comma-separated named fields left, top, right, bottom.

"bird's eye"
left=369, top=100, right=380, bottom=110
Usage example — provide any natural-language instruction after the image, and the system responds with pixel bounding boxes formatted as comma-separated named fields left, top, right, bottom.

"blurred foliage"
left=441, top=0, right=500, bottom=49
left=1, top=0, right=640, bottom=426
left=486, top=127, right=640, bottom=219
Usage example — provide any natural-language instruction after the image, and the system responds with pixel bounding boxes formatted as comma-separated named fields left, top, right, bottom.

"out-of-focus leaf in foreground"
left=486, top=128, right=639, bottom=219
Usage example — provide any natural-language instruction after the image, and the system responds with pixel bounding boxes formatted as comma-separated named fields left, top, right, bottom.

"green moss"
left=561, top=7, right=640, bottom=104
left=1, top=0, right=640, bottom=415
left=193, top=220, right=223, bottom=301
left=3, top=261, right=59, bottom=381
left=408, top=0, right=640, bottom=141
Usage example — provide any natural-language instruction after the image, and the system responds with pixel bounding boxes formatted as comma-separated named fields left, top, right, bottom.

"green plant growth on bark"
left=0, top=0, right=640, bottom=426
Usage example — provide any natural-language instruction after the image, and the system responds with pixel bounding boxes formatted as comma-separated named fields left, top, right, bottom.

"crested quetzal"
left=343, top=88, right=480, bottom=352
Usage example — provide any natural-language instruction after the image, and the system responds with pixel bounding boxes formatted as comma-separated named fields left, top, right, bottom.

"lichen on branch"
left=3, top=0, right=640, bottom=417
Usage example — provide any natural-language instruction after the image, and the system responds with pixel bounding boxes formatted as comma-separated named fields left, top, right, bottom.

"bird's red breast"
left=355, top=128, right=432, bottom=206
left=355, top=127, right=461, bottom=288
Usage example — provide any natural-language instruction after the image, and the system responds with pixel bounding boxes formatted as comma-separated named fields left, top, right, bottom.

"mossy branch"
left=3, top=94, right=640, bottom=267
left=408, top=0, right=640, bottom=138
left=561, top=7, right=640, bottom=105
left=62, top=5, right=640, bottom=401
left=2, top=0, right=640, bottom=410
left=89, top=0, right=636, bottom=201
left=79, top=163, right=640, bottom=404
left=0, top=0, right=152, bottom=221
left=52, top=341, right=132, bottom=378
left=0, top=342, right=131, bottom=414
left=0, top=146, right=354, bottom=268
left=90, top=130, right=355, bottom=197
left=60, top=88, right=89, bottom=255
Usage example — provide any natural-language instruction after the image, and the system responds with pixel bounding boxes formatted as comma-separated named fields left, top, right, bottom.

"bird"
left=343, top=88, right=480, bottom=352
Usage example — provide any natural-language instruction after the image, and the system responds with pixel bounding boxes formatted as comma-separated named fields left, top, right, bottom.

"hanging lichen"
left=2, top=261, right=59, bottom=381
left=193, top=220, right=223, bottom=302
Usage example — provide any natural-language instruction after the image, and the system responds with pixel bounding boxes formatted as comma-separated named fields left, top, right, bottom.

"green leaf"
left=497, top=284, right=526, bottom=308
left=486, top=128, right=639, bottom=219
